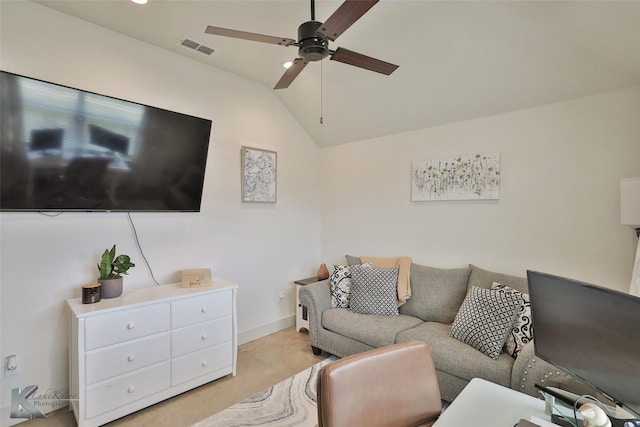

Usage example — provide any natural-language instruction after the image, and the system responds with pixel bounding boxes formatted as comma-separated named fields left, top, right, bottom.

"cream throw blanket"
left=361, top=256, right=412, bottom=305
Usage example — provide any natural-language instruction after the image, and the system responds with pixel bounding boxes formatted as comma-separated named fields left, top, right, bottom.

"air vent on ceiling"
left=178, top=37, right=215, bottom=56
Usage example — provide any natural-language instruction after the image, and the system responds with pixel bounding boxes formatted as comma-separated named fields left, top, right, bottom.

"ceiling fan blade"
left=274, top=59, right=309, bottom=89
left=317, top=0, right=379, bottom=41
left=205, top=26, right=296, bottom=46
left=331, top=47, right=398, bottom=75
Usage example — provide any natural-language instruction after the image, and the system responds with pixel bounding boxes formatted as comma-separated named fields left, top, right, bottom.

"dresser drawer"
left=85, top=362, right=170, bottom=419
left=171, top=341, right=232, bottom=386
left=171, top=316, right=232, bottom=358
left=85, top=332, right=170, bottom=385
left=85, top=304, right=170, bottom=350
left=171, top=290, right=232, bottom=329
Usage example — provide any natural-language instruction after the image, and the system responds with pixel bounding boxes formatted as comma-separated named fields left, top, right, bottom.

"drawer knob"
left=128, top=386, right=135, bottom=394
left=201, top=307, right=208, bottom=314
left=201, top=333, right=208, bottom=341
left=127, top=322, right=135, bottom=330
left=201, top=360, right=208, bottom=367
left=128, top=354, right=136, bottom=362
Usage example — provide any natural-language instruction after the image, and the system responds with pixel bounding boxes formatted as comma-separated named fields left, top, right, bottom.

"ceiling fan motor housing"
left=298, top=20, right=329, bottom=61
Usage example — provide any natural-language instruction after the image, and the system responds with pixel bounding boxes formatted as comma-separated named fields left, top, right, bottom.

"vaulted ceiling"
left=34, top=0, right=640, bottom=147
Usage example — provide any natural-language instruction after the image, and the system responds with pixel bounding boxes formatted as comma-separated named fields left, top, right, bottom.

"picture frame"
left=241, top=146, right=277, bottom=203
left=411, top=152, right=500, bottom=201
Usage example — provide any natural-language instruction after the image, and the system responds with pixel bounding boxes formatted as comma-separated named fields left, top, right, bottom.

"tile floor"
left=21, top=327, right=325, bottom=427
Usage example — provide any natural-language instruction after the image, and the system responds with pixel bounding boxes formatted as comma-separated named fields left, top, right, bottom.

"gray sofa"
left=299, top=262, right=574, bottom=401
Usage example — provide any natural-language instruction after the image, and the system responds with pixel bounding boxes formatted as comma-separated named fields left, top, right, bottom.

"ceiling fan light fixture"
left=131, top=0, right=148, bottom=4
left=299, top=43, right=329, bottom=62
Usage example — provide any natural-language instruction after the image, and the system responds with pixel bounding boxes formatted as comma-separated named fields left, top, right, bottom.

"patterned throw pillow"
left=329, top=263, right=371, bottom=308
left=450, top=286, right=522, bottom=359
left=492, top=282, right=533, bottom=358
left=348, top=265, right=399, bottom=316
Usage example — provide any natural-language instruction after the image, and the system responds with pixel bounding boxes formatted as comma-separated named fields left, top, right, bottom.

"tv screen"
left=527, top=270, right=640, bottom=418
left=0, top=71, right=212, bottom=212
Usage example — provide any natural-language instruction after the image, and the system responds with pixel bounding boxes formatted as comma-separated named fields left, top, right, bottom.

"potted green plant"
left=97, top=245, right=135, bottom=298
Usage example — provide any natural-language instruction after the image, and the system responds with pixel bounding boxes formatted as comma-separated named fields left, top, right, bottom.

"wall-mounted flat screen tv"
left=527, top=270, right=640, bottom=419
left=0, top=71, right=212, bottom=212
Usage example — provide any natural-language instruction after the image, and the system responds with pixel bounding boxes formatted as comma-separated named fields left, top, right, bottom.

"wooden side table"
left=294, top=277, right=323, bottom=332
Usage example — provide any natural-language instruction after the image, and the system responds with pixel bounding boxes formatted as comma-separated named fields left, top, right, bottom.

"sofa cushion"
left=492, top=282, right=533, bottom=358
left=396, top=322, right=515, bottom=387
left=323, top=308, right=423, bottom=348
left=349, top=265, right=399, bottom=316
left=345, top=255, right=361, bottom=265
left=450, top=286, right=522, bottom=359
left=468, top=264, right=528, bottom=293
left=399, top=264, right=471, bottom=324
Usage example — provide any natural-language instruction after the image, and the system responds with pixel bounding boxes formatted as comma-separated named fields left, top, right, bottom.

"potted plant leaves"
left=97, top=245, right=135, bottom=298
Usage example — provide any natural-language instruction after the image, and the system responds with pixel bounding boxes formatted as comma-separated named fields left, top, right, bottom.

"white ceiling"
left=33, top=0, right=640, bottom=147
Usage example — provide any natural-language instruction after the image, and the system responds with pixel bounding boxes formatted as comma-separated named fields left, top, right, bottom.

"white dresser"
left=67, top=279, right=238, bottom=427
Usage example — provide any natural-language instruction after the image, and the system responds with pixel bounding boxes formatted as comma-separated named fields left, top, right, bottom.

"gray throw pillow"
left=398, top=264, right=471, bottom=323
left=348, top=265, right=399, bottom=316
left=450, top=286, right=522, bottom=359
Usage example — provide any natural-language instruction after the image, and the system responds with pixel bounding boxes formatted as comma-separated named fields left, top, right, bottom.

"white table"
left=433, top=378, right=551, bottom=427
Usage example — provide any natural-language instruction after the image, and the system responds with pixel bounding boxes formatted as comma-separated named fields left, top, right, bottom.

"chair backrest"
left=317, top=341, right=442, bottom=427
left=64, top=157, right=111, bottom=198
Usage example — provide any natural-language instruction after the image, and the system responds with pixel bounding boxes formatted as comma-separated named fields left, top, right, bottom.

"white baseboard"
left=238, top=315, right=295, bottom=345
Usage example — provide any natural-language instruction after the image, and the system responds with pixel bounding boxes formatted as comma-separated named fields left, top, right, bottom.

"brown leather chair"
left=317, top=341, right=442, bottom=427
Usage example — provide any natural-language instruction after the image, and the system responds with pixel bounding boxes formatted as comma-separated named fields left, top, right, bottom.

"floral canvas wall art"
left=241, top=146, right=277, bottom=203
left=412, top=152, right=500, bottom=201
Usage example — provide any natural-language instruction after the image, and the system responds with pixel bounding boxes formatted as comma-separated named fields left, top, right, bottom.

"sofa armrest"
left=511, top=340, right=575, bottom=398
left=298, top=279, right=331, bottom=349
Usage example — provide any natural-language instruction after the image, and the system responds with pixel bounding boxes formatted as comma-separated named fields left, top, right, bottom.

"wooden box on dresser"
left=67, top=278, right=238, bottom=427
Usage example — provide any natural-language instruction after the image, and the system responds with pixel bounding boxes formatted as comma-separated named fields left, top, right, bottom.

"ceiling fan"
left=204, top=0, right=398, bottom=89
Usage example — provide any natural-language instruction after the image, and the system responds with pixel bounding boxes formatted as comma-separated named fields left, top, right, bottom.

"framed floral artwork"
left=412, top=152, right=500, bottom=201
left=241, top=146, right=277, bottom=203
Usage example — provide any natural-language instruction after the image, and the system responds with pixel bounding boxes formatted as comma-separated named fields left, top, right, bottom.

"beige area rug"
left=192, top=358, right=335, bottom=427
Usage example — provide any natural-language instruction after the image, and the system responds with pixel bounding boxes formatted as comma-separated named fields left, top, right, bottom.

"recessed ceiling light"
left=282, top=61, right=293, bottom=69
left=131, top=0, right=148, bottom=4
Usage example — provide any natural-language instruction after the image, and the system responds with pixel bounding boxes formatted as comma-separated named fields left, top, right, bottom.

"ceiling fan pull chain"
left=320, top=60, right=324, bottom=125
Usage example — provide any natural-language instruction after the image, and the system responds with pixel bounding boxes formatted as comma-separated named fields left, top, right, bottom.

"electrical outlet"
left=278, top=293, right=286, bottom=302
left=4, top=355, right=19, bottom=377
